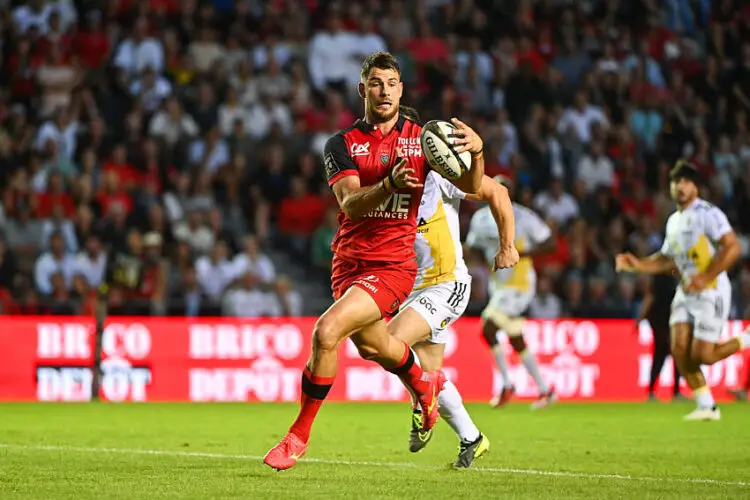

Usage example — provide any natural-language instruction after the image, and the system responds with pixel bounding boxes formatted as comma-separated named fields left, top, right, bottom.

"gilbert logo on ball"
left=420, top=120, right=472, bottom=180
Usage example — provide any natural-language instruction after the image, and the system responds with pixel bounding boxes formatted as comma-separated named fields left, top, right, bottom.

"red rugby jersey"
left=324, top=115, right=427, bottom=265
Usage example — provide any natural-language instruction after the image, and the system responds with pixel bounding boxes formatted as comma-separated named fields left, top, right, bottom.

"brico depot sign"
left=0, top=317, right=746, bottom=402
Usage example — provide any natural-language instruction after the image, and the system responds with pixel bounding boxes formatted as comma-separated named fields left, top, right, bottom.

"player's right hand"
left=615, top=253, right=639, bottom=272
left=493, top=245, right=519, bottom=271
left=391, top=157, right=423, bottom=189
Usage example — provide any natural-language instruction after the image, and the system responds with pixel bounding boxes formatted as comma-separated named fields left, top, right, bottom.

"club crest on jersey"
left=380, top=154, right=390, bottom=165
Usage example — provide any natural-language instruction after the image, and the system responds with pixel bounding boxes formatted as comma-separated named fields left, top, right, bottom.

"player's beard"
left=367, top=99, right=399, bottom=123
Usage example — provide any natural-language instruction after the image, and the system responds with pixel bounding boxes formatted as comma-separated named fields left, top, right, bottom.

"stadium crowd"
left=1, top=0, right=750, bottom=319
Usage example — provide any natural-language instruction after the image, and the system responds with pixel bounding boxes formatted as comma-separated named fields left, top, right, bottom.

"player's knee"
left=312, top=317, right=342, bottom=352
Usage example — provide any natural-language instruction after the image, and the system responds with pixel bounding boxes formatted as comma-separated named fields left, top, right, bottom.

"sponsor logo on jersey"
left=397, top=137, right=422, bottom=157
left=350, top=142, right=371, bottom=157
left=364, top=193, right=412, bottom=220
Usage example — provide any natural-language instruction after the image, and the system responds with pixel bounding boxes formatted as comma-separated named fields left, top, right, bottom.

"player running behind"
left=616, top=160, right=750, bottom=421
left=465, top=176, right=557, bottom=409
left=264, top=52, right=484, bottom=470
left=377, top=105, right=518, bottom=468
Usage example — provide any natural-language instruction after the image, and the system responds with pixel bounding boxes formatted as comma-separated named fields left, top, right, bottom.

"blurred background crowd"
left=1, top=0, right=750, bottom=319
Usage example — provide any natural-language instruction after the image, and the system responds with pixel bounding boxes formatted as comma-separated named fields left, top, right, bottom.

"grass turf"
left=0, top=402, right=748, bottom=499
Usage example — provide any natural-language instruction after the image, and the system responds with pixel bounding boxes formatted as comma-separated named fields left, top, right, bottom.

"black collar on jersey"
left=669, top=159, right=700, bottom=185
left=354, top=114, right=407, bottom=133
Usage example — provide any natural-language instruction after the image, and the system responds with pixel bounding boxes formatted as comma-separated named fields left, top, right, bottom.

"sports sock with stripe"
left=519, top=348, right=550, bottom=393
left=387, top=343, right=432, bottom=401
left=289, top=367, right=334, bottom=443
left=438, top=379, right=480, bottom=442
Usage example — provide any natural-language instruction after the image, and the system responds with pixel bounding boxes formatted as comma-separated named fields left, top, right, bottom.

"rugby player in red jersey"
left=264, top=52, right=485, bottom=470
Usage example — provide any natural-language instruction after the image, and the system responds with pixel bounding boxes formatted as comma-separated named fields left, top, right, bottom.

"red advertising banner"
left=0, top=316, right=746, bottom=402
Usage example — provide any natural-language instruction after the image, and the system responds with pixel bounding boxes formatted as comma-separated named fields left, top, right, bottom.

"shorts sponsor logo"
left=418, top=296, right=437, bottom=314
left=440, top=318, right=449, bottom=329
left=350, top=142, right=371, bottom=157
left=353, top=278, right=379, bottom=294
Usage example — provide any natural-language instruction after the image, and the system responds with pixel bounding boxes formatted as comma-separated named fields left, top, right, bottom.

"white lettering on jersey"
left=365, top=193, right=412, bottom=219
left=397, top=137, right=422, bottom=157
left=350, top=142, right=371, bottom=157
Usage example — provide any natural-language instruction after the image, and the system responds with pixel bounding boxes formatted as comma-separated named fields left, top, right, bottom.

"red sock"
left=388, top=343, right=431, bottom=399
left=744, top=353, right=750, bottom=390
left=289, top=368, right=335, bottom=443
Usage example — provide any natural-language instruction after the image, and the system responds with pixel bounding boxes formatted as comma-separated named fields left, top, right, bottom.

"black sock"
left=649, top=339, right=670, bottom=393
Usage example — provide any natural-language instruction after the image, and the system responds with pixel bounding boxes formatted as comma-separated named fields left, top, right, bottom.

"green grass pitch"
left=1, top=402, right=749, bottom=499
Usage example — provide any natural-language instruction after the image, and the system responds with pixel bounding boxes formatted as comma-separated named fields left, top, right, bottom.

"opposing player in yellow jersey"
left=358, top=104, right=519, bottom=468
left=617, top=161, right=750, bottom=421
left=466, top=176, right=557, bottom=409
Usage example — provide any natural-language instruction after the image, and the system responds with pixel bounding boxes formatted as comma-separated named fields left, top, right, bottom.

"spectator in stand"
left=188, top=126, right=229, bottom=175
left=222, top=272, right=272, bottom=318
left=278, top=175, right=325, bottom=261
left=528, top=275, right=562, bottom=319
left=113, top=16, right=164, bottom=78
left=174, top=209, right=214, bottom=257
left=73, top=234, right=107, bottom=296
left=576, top=140, right=615, bottom=194
left=195, top=239, right=235, bottom=304
left=48, top=272, right=76, bottom=315
left=533, top=178, right=579, bottom=227
left=307, top=14, right=353, bottom=95
left=268, top=275, right=303, bottom=317
left=130, top=66, right=172, bottom=114
left=4, top=205, right=43, bottom=255
left=149, top=97, right=200, bottom=148
left=557, top=90, right=609, bottom=145
left=0, top=237, right=19, bottom=292
left=232, top=235, right=276, bottom=287
left=36, top=107, right=78, bottom=160
left=312, top=206, right=338, bottom=273
left=34, top=231, right=75, bottom=296
left=41, top=203, right=78, bottom=253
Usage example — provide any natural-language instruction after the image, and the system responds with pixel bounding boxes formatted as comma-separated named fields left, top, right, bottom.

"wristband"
left=471, top=147, right=484, bottom=158
left=383, top=176, right=395, bottom=193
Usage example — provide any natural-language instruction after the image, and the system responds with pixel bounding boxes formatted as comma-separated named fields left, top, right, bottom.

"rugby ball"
left=420, top=120, right=472, bottom=180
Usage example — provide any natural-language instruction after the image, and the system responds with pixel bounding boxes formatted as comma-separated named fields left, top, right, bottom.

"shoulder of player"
left=323, top=125, right=358, bottom=154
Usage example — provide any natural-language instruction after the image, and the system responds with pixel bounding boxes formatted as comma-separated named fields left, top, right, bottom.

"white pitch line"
left=0, top=443, right=747, bottom=488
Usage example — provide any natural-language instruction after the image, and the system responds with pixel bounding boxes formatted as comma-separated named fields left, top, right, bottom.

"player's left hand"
left=684, top=273, right=711, bottom=293
left=450, top=117, right=483, bottom=154
left=493, top=245, right=519, bottom=271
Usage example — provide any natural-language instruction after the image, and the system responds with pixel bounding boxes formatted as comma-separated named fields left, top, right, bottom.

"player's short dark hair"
left=669, top=159, right=700, bottom=184
left=399, top=105, right=420, bottom=121
left=360, top=51, right=401, bottom=82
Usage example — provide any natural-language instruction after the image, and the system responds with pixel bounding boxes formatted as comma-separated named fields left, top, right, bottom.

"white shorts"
left=401, top=279, right=471, bottom=344
left=482, top=288, right=534, bottom=318
left=669, top=285, right=731, bottom=343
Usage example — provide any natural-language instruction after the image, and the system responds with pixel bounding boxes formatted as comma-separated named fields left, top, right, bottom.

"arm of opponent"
left=615, top=251, right=675, bottom=275
left=447, top=117, right=484, bottom=194
left=463, top=176, right=518, bottom=270
left=324, top=134, right=422, bottom=220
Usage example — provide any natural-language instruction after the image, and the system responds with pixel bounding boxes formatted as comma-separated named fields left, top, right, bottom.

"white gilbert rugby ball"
left=420, top=120, right=472, bottom=180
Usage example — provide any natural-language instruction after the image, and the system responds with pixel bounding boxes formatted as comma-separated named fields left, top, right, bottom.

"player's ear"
left=357, top=82, right=365, bottom=99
